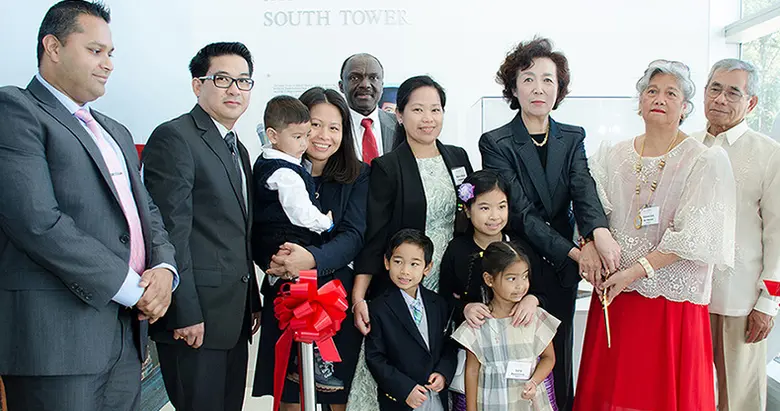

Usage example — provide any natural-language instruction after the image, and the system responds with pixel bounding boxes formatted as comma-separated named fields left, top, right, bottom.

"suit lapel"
left=190, top=105, right=247, bottom=216
left=510, top=114, right=554, bottom=215
left=437, top=141, right=464, bottom=188
left=545, top=119, right=565, bottom=199
left=421, top=288, right=439, bottom=354
left=28, top=78, right=122, bottom=206
left=396, top=142, right=427, bottom=230
left=387, top=290, right=429, bottom=352
left=378, top=109, right=397, bottom=153
left=238, top=141, right=252, bottom=222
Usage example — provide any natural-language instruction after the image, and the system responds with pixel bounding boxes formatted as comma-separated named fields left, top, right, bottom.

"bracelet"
left=527, top=379, right=538, bottom=389
left=351, top=299, right=367, bottom=313
left=577, top=236, right=593, bottom=248
left=637, top=257, right=655, bottom=279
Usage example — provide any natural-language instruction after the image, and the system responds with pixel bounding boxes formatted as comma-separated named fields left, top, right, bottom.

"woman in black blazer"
left=347, top=76, right=472, bottom=411
left=478, top=38, right=620, bottom=411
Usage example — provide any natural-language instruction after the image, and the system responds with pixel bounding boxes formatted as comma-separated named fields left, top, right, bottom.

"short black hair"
left=37, top=0, right=111, bottom=66
left=339, top=53, right=384, bottom=79
left=264, top=95, right=310, bottom=132
left=189, top=42, right=254, bottom=78
left=385, top=228, right=434, bottom=266
left=299, top=87, right=362, bottom=185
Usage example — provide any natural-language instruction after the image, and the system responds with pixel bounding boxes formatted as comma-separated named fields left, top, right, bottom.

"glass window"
left=741, top=29, right=780, bottom=136
left=743, top=0, right=780, bottom=16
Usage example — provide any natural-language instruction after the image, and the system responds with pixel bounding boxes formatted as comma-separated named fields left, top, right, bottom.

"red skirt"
left=574, top=291, right=715, bottom=411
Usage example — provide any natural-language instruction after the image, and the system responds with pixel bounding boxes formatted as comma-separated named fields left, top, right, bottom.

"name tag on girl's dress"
left=451, top=167, right=467, bottom=185
left=505, top=360, right=534, bottom=380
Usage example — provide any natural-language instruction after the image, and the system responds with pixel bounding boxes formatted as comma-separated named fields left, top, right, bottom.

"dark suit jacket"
left=0, top=77, right=176, bottom=375
left=365, top=287, right=457, bottom=411
left=354, top=140, right=473, bottom=298
left=143, top=104, right=261, bottom=350
left=377, top=108, right=399, bottom=152
left=479, top=114, right=608, bottom=287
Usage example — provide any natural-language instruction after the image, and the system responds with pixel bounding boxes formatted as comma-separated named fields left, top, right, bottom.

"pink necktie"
left=75, top=109, right=146, bottom=275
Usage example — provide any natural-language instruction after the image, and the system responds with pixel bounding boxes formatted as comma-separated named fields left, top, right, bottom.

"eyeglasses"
left=705, top=84, right=745, bottom=103
left=198, top=74, right=255, bottom=91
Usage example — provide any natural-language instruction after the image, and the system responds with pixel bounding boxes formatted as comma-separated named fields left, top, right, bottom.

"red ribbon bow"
left=273, top=270, right=348, bottom=411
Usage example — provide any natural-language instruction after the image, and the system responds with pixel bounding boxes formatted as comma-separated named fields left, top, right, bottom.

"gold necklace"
left=633, top=133, right=680, bottom=229
left=531, top=124, right=549, bottom=147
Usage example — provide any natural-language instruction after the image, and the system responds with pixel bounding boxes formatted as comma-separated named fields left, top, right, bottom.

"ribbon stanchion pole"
left=299, top=342, right=317, bottom=411
left=272, top=270, right=348, bottom=411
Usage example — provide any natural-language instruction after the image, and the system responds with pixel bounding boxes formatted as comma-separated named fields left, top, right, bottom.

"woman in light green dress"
left=348, top=75, right=473, bottom=411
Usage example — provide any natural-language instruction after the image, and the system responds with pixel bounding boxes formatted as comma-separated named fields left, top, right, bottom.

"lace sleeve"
left=589, top=141, right=614, bottom=216
left=657, top=146, right=736, bottom=269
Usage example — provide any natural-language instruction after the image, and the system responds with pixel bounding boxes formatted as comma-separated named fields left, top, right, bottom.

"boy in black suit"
left=365, top=229, right=457, bottom=410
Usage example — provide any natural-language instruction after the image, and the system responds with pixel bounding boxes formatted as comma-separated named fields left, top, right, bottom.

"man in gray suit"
left=0, top=2, right=178, bottom=410
left=339, top=53, right=399, bottom=163
left=142, top=42, right=262, bottom=411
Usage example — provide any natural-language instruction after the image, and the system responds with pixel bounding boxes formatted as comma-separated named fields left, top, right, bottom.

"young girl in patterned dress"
left=452, top=241, right=559, bottom=411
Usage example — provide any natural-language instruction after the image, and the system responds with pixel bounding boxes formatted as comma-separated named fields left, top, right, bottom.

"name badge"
left=451, top=167, right=467, bottom=185
left=505, top=359, right=534, bottom=380
left=639, top=206, right=660, bottom=226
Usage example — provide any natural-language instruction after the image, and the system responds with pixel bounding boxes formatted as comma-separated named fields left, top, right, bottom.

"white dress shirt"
left=693, top=121, right=780, bottom=316
left=400, top=288, right=443, bottom=411
left=261, top=146, right=333, bottom=233
left=350, top=107, right=384, bottom=161
left=211, top=119, right=248, bottom=206
left=36, top=73, right=178, bottom=307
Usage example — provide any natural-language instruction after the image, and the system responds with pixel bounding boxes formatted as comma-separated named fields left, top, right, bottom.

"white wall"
left=0, top=0, right=740, bottom=164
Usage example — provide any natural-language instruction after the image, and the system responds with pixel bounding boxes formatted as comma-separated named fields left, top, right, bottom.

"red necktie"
left=361, top=117, right=379, bottom=164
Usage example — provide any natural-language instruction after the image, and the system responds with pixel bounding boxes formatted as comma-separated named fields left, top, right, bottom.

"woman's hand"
left=602, top=264, right=645, bottom=302
left=353, top=300, right=371, bottom=335
left=510, top=295, right=538, bottom=327
left=593, top=228, right=621, bottom=274
left=265, top=242, right=316, bottom=279
left=464, top=302, right=493, bottom=328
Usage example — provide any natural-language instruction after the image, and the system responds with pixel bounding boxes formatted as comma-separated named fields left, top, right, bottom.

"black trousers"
left=4, top=311, right=141, bottom=411
left=542, top=273, right=578, bottom=411
left=157, top=328, right=249, bottom=411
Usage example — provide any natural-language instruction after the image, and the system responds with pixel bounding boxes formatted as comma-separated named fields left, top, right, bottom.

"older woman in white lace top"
left=574, top=60, right=736, bottom=411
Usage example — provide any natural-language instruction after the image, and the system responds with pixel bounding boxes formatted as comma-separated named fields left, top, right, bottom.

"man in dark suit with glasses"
left=142, top=42, right=262, bottom=411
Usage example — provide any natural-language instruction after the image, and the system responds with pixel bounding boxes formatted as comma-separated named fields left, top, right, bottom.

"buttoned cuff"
left=754, top=294, right=780, bottom=317
left=153, top=263, right=180, bottom=291
left=112, top=267, right=144, bottom=307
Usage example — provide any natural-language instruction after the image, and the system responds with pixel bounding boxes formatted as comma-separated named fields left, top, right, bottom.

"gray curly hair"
left=635, top=59, right=695, bottom=123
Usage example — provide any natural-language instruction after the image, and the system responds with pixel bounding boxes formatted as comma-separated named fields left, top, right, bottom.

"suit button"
left=119, top=234, right=130, bottom=244
left=241, top=275, right=250, bottom=283
left=84, top=293, right=92, bottom=301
